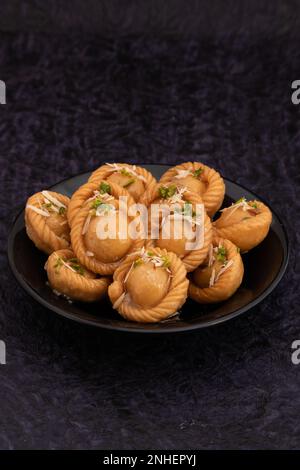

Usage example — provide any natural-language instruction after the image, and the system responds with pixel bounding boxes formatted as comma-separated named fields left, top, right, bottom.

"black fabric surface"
left=0, top=30, right=299, bottom=450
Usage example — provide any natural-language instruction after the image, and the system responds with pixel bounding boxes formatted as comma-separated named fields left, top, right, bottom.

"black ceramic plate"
left=8, top=164, right=289, bottom=333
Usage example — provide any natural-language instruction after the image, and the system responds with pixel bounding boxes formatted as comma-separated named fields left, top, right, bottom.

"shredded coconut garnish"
left=209, top=259, right=234, bottom=287
left=26, top=204, right=50, bottom=217
left=209, top=268, right=216, bottom=287
left=54, top=254, right=77, bottom=274
left=167, top=186, right=188, bottom=204
left=220, top=198, right=256, bottom=220
left=174, top=168, right=193, bottom=179
left=106, top=163, right=147, bottom=182
left=126, top=247, right=172, bottom=274
left=113, top=292, right=126, bottom=310
left=124, top=262, right=135, bottom=284
left=161, top=210, right=202, bottom=229
left=82, top=212, right=92, bottom=235
left=41, top=191, right=66, bottom=209
left=86, top=191, right=114, bottom=203
left=215, top=259, right=234, bottom=283
left=208, top=244, right=214, bottom=267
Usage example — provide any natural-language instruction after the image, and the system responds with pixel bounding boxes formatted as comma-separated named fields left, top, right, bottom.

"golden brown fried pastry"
left=213, top=197, right=272, bottom=252
left=71, top=183, right=144, bottom=275
left=46, top=249, right=110, bottom=302
left=159, top=161, right=225, bottom=217
left=88, top=163, right=157, bottom=202
left=189, top=237, right=244, bottom=303
left=25, top=190, right=70, bottom=254
left=108, top=247, right=189, bottom=322
left=139, top=182, right=212, bottom=272
left=68, top=180, right=117, bottom=227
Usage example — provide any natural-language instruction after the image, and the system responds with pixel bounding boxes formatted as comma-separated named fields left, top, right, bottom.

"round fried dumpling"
left=189, top=238, right=244, bottom=304
left=88, top=163, right=157, bottom=202
left=126, top=261, right=170, bottom=308
left=170, top=173, right=207, bottom=196
left=84, top=210, right=132, bottom=263
left=108, top=248, right=189, bottom=323
left=140, top=183, right=213, bottom=272
left=159, top=162, right=225, bottom=217
left=25, top=190, right=70, bottom=254
left=67, top=180, right=118, bottom=228
left=70, top=188, right=144, bottom=275
left=214, top=198, right=272, bottom=252
left=193, top=259, right=224, bottom=288
left=156, top=217, right=196, bottom=258
left=106, top=171, right=145, bottom=202
left=46, top=249, right=109, bottom=302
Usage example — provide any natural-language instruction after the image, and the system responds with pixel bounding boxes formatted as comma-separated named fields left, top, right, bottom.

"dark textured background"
left=0, top=0, right=300, bottom=450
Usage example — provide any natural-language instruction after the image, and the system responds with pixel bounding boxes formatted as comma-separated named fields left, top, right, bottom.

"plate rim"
left=7, top=165, right=290, bottom=334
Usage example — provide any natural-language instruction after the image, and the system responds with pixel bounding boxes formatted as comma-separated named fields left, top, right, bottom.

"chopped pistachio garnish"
left=67, top=259, right=85, bottom=276
left=133, top=258, right=143, bottom=268
left=91, top=198, right=102, bottom=210
left=193, top=168, right=203, bottom=178
left=161, top=256, right=171, bottom=268
left=158, top=185, right=177, bottom=199
left=235, top=197, right=246, bottom=204
left=120, top=168, right=133, bottom=177
left=54, top=257, right=63, bottom=272
left=123, top=178, right=135, bottom=188
left=99, top=182, right=111, bottom=194
left=216, top=246, right=227, bottom=263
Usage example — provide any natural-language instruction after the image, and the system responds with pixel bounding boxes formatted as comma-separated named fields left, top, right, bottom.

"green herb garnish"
left=158, top=185, right=177, bottom=199
left=216, top=246, right=227, bottom=263
left=99, top=182, right=111, bottom=194
left=54, top=257, right=63, bottom=273
left=91, top=198, right=103, bottom=210
left=249, top=202, right=258, bottom=209
left=161, top=256, right=171, bottom=268
left=67, top=258, right=85, bottom=276
left=147, top=251, right=155, bottom=257
left=235, top=197, right=246, bottom=204
left=59, top=206, right=66, bottom=215
left=133, top=258, right=143, bottom=268
left=120, top=168, right=132, bottom=177
left=193, top=168, right=203, bottom=178
left=123, top=178, right=135, bottom=188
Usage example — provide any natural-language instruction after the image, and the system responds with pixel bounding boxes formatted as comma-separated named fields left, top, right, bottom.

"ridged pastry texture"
left=70, top=182, right=145, bottom=275
left=139, top=182, right=213, bottom=272
left=213, top=200, right=272, bottom=252
left=108, top=247, right=189, bottom=323
left=88, top=163, right=157, bottom=202
left=25, top=191, right=71, bottom=255
left=68, top=179, right=128, bottom=227
left=46, top=249, right=110, bottom=302
left=159, top=161, right=225, bottom=217
left=189, top=237, right=244, bottom=304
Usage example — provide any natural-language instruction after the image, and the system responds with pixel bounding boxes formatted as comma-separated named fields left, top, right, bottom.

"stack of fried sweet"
left=25, top=162, right=272, bottom=323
